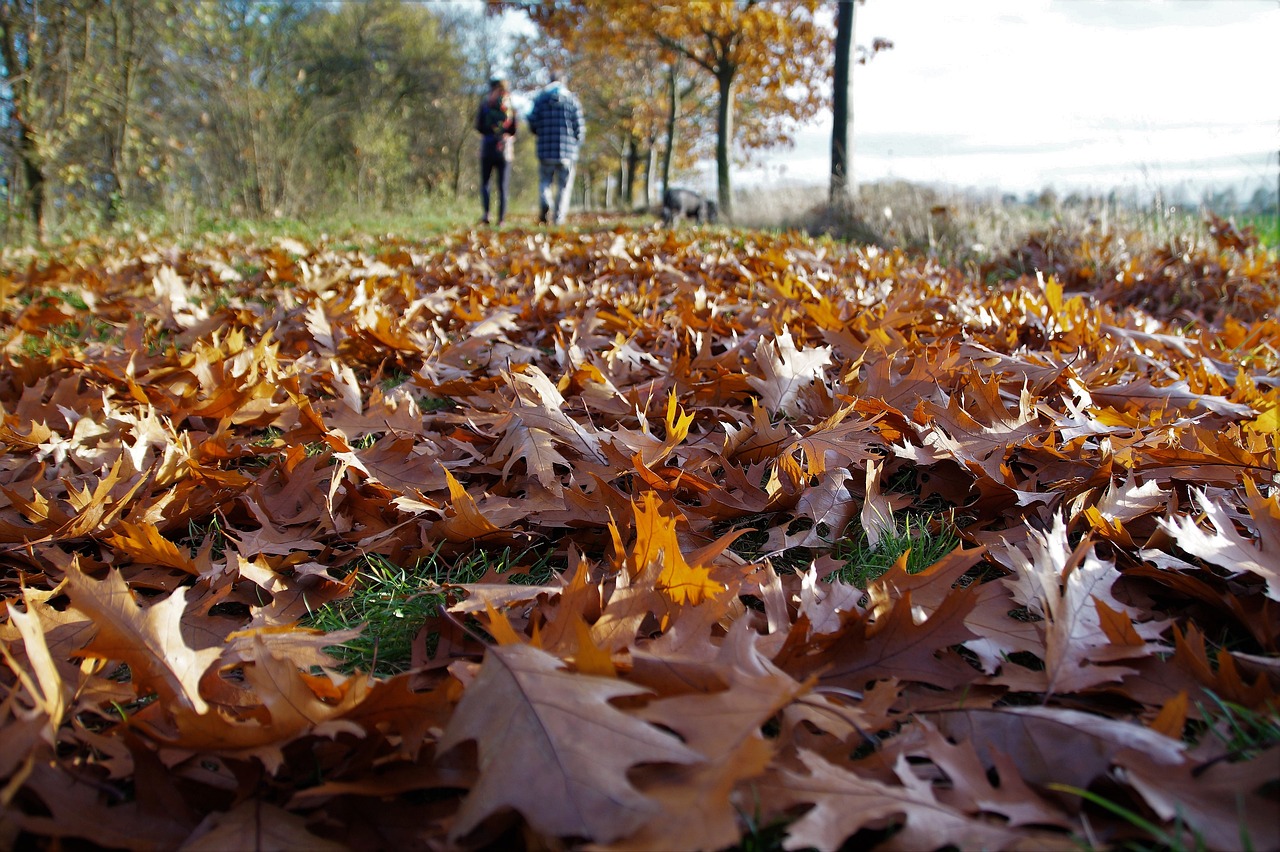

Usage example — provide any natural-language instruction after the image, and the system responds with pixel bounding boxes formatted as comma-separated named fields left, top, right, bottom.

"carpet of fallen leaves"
left=0, top=221, right=1277, bottom=850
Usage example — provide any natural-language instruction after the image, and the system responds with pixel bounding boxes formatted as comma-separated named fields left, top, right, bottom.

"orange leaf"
left=628, top=491, right=722, bottom=606
left=105, top=521, right=198, bottom=575
left=435, top=467, right=502, bottom=542
left=483, top=601, right=525, bottom=646
left=1149, top=691, right=1189, bottom=739
left=1094, top=596, right=1147, bottom=647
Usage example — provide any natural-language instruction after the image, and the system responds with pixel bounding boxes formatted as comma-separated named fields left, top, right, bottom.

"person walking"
left=527, top=71, right=584, bottom=225
left=476, top=74, right=516, bottom=226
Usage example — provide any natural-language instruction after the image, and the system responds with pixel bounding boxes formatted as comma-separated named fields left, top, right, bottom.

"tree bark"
left=661, top=61, right=678, bottom=198
left=0, top=5, right=48, bottom=241
left=714, top=67, right=734, bottom=220
left=642, top=140, right=656, bottom=210
left=105, top=1, right=140, bottom=223
left=19, top=125, right=46, bottom=241
left=830, top=0, right=856, bottom=207
left=623, top=136, right=642, bottom=209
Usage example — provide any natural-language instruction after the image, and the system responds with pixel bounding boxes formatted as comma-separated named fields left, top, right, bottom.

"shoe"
left=479, top=217, right=490, bottom=226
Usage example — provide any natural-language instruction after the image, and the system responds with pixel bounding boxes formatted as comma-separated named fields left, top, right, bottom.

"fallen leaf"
left=437, top=643, right=701, bottom=843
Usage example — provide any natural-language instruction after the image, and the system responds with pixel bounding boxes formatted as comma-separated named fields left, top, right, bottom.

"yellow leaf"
left=484, top=602, right=525, bottom=646
left=1246, top=403, right=1279, bottom=441
left=436, top=467, right=502, bottom=543
left=663, top=390, right=693, bottom=446
left=570, top=614, right=616, bottom=677
left=105, top=521, right=198, bottom=575
left=629, top=491, right=722, bottom=606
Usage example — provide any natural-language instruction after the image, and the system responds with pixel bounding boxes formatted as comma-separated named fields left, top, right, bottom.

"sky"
left=732, top=0, right=1278, bottom=200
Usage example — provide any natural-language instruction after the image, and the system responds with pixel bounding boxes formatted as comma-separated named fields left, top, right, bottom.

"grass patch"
left=305, top=544, right=561, bottom=676
left=18, top=316, right=118, bottom=357
left=1049, top=783, right=1206, bottom=852
left=832, top=513, right=961, bottom=588
left=1192, top=692, right=1280, bottom=761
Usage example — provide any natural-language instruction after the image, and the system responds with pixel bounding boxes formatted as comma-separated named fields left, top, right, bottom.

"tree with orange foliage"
left=525, top=0, right=830, bottom=221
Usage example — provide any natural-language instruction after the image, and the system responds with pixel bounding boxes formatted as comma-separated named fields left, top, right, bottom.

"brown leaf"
left=779, top=587, right=980, bottom=690
left=437, top=643, right=700, bottom=844
left=1156, top=486, right=1280, bottom=601
left=105, top=521, right=198, bottom=574
left=1120, top=745, right=1280, bottom=851
left=768, top=749, right=1023, bottom=852
left=747, top=327, right=832, bottom=417
left=180, top=800, right=347, bottom=851
left=65, top=565, right=222, bottom=713
left=996, top=516, right=1164, bottom=694
left=930, top=705, right=1186, bottom=792
left=433, top=467, right=503, bottom=542
left=135, top=636, right=369, bottom=772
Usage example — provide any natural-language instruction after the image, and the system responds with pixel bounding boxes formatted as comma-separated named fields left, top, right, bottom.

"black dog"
left=661, top=188, right=718, bottom=225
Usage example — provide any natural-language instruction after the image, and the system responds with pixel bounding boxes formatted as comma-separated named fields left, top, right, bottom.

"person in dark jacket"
left=527, top=71, right=584, bottom=225
left=476, top=75, right=516, bottom=226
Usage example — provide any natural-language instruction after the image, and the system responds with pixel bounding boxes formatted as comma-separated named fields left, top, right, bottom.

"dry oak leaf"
left=0, top=602, right=72, bottom=788
left=604, top=623, right=803, bottom=851
left=1155, top=486, right=1280, bottom=601
left=437, top=643, right=701, bottom=844
left=434, top=467, right=503, bottom=542
left=747, top=327, right=832, bottom=417
left=135, top=637, right=368, bottom=773
left=930, top=705, right=1186, bottom=793
left=614, top=490, right=725, bottom=606
left=8, top=760, right=193, bottom=851
left=771, top=749, right=1024, bottom=852
left=104, top=520, right=199, bottom=575
left=1120, top=744, right=1280, bottom=852
left=179, top=799, right=347, bottom=851
left=64, top=565, right=222, bottom=713
left=907, top=720, right=1073, bottom=829
left=998, top=515, right=1164, bottom=694
left=779, top=587, right=980, bottom=691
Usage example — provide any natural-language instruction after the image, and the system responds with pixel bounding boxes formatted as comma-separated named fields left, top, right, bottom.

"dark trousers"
left=480, top=154, right=510, bottom=223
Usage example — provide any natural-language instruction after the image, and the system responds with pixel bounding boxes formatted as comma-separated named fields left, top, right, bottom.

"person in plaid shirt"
left=528, top=71, right=585, bottom=225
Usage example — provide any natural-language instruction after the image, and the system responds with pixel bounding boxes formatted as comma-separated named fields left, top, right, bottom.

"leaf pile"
left=1, top=227, right=1278, bottom=850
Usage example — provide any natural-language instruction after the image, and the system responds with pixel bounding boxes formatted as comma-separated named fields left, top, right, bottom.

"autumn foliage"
left=0, top=223, right=1278, bottom=850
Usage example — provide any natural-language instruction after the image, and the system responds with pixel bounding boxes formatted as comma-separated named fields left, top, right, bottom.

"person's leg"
left=555, top=159, right=576, bottom=224
left=546, top=161, right=567, bottom=224
left=495, top=159, right=510, bottom=224
left=479, top=156, right=493, bottom=223
left=538, top=160, right=556, bottom=223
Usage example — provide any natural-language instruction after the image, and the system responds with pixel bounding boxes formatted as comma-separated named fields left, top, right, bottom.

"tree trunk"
left=452, top=137, right=467, bottom=198
left=0, top=10, right=48, bottom=242
left=661, top=61, right=678, bottom=198
left=830, top=0, right=856, bottom=207
left=104, top=0, right=140, bottom=224
left=714, top=67, right=735, bottom=221
left=20, top=128, right=47, bottom=242
left=642, top=140, right=656, bottom=210
left=623, top=136, right=642, bottom=210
